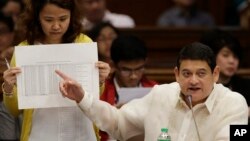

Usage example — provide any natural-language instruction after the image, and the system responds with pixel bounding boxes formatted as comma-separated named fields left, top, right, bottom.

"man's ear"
left=213, top=65, right=220, bottom=83
left=174, top=66, right=180, bottom=82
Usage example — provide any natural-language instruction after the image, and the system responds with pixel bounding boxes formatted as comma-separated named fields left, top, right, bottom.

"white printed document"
left=117, top=87, right=152, bottom=104
left=14, top=43, right=99, bottom=109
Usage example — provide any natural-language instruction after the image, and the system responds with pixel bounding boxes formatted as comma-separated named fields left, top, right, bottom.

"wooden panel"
left=119, top=27, right=250, bottom=68
left=106, top=0, right=172, bottom=26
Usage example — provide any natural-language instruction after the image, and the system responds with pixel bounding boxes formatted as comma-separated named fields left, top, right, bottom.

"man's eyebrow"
left=197, top=68, right=207, bottom=72
left=180, top=69, right=190, bottom=72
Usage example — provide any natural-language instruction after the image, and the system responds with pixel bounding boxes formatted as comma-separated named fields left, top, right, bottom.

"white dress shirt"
left=78, top=82, right=248, bottom=141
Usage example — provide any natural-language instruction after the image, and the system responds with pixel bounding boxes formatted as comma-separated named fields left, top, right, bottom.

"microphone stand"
left=186, top=95, right=201, bottom=141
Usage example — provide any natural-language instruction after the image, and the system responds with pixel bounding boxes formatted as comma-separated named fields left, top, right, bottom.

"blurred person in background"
left=78, top=0, right=135, bottom=30
left=0, top=12, right=14, bottom=60
left=157, top=0, right=215, bottom=27
left=225, top=0, right=249, bottom=26
left=200, top=29, right=250, bottom=122
left=1, top=0, right=25, bottom=46
left=0, top=12, right=20, bottom=141
left=1, top=0, right=24, bottom=23
left=87, top=22, right=119, bottom=75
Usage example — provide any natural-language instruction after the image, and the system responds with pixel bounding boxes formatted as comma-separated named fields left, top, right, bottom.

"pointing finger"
left=55, top=70, right=70, bottom=80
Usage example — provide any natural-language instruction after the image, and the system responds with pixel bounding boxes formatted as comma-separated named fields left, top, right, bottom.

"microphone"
left=186, top=95, right=201, bottom=141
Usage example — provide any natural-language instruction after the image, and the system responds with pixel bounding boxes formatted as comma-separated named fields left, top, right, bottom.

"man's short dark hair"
left=176, top=42, right=216, bottom=71
left=111, top=35, right=147, bottom=64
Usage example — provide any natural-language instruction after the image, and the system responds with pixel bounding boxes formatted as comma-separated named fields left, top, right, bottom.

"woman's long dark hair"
left=16, top=0, right=83, bottom=44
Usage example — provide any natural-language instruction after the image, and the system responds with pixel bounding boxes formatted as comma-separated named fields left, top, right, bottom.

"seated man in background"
left=78, top=0, right=135, bottom=30
left=101, top=35, right=158, bottom=106
left=157, top=0, right=215, bottom=27
left=56, top=42, right=248, bottom=141
left=100, top=35, right=158, bottom=141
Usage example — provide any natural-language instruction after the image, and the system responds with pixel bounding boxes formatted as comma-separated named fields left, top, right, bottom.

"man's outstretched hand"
left=55, top=70, right=84, bottom=103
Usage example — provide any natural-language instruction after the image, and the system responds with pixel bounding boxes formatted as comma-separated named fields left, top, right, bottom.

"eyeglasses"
left=118, top=65, right=145, bottom=77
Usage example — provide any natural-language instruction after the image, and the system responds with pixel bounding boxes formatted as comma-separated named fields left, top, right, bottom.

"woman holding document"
left=2, top=0, right=110, bottom=141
